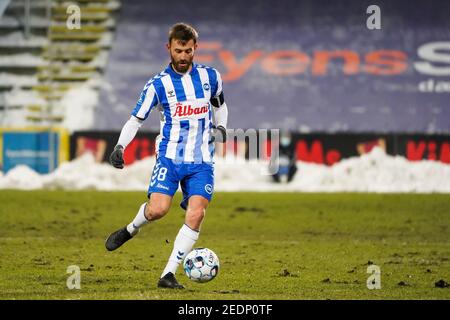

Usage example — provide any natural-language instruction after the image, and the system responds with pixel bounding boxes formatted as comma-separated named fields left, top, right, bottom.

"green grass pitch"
left=0, top=191, right=449, bottom=299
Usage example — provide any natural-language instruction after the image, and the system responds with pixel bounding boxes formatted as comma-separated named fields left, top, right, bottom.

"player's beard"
left=171, top=55, right=193, bottom=74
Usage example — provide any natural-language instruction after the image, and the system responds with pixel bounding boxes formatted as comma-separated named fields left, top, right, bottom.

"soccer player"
left=105, top=23, right=228, bottom=289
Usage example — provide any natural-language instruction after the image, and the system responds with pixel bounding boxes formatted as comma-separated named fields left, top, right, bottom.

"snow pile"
left=0, top=153, right=151, bottom=191
left=0, top=148, right=449, bottom=193
left=215, top=148, right=450, bottom=193
left=60, top=85, right=99, bottom=132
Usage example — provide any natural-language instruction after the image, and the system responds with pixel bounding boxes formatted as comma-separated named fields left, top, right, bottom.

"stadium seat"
left=0, top=0, right=120, bottom=127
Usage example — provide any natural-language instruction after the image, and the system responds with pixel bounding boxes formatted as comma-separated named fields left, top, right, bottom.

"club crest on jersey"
left=167, top=90, right=176, bottom=98
left=205, top=184, right=213, bottom=194
left=173, top=102, right=209, bottom=117
left=203, top=83, right=210, bottom=91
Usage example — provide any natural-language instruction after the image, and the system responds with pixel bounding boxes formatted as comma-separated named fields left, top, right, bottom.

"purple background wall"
left=96, top=0, right=450, bottom=133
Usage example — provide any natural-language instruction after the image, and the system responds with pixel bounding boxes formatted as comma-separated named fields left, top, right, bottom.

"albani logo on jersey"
left=173, top=102, right=209, bottom=117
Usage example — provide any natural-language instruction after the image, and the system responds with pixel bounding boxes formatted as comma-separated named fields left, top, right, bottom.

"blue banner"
left=3, top=132, right=59, bottom=174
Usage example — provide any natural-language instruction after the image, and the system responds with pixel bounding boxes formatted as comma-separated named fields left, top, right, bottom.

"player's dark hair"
left=168, top=22, right=198, bottom=45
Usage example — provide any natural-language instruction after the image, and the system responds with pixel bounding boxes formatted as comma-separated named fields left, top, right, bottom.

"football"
left=183, top=247, right=220, bottom=283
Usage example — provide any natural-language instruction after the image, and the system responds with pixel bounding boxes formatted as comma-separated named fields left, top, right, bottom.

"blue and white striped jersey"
left=131, top=63, right=223, bottom=163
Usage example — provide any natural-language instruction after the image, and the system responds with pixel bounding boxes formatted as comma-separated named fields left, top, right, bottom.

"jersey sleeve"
left=131, top=81, right=159, bottom=120
left=210, top=68, right=225, bottom=108
left=214, top=69, right=223, bottom=98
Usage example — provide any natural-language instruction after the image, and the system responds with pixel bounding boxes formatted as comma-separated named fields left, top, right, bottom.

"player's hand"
left=110, top=145, right=124, bottom=169
left=211, top=125, right=227, bottom=143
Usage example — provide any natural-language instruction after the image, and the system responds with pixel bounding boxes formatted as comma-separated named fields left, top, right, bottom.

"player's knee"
left=187, top=206, right=205, bottom=224
left=146, top=204, right=169, bottom=220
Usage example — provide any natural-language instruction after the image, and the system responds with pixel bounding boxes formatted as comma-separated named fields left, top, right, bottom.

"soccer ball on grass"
left=183, top=247, right=220, bottom=283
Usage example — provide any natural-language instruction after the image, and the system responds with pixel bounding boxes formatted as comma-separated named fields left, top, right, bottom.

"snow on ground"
left=1, top=148, right=449, bottom=193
